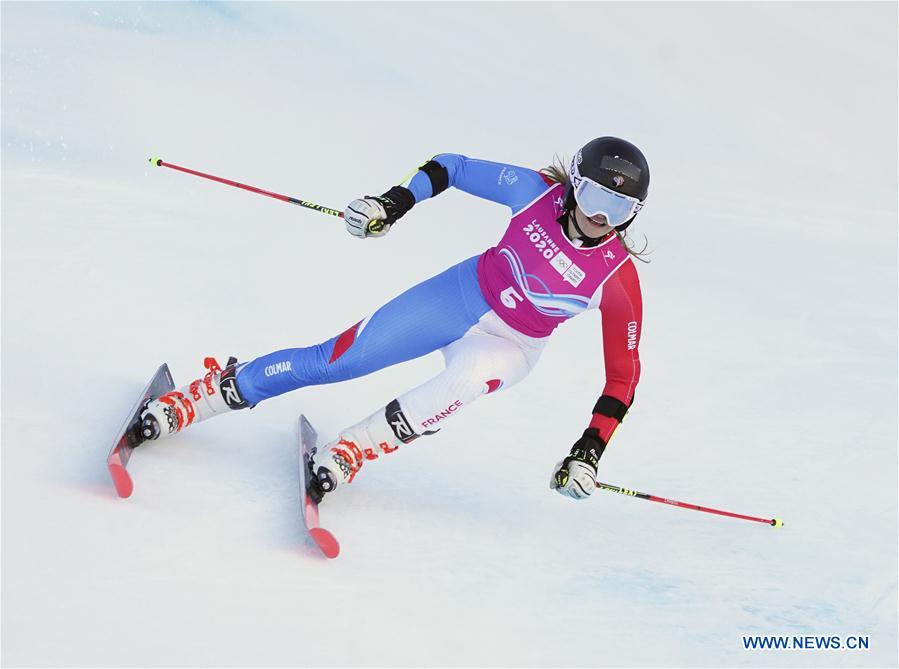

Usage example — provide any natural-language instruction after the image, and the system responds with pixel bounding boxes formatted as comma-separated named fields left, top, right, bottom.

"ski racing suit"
left=235, top=154, right=643, bottom=459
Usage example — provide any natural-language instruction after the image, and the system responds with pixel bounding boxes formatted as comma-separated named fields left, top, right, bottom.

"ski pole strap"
left=593, top=395, right=630, bottom=422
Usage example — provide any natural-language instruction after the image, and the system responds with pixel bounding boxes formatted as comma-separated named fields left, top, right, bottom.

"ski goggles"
left=572, top=176, right=643, bottom=228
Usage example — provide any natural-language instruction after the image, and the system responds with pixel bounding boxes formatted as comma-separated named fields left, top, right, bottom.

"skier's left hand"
left=550, top=429, right=605, bottom=500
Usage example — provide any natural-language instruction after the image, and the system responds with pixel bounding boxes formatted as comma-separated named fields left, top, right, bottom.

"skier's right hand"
left=344, top=197, right=391, bottom=238
left=344, top=186, right=416, bottom=239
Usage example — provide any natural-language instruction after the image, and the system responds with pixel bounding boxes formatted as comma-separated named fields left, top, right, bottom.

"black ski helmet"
left=564, top=136, right=650, bottom=235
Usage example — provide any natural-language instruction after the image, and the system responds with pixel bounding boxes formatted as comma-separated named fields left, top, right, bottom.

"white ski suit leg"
left=398, top=310, right=547, bottom=435
left=324, top=311, right=547, bottom=481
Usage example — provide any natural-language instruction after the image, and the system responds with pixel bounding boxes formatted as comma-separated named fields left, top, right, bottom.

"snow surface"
left=2, top=2, right=897, bottom=667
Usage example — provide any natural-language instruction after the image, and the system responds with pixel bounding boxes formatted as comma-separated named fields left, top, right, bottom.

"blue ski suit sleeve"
left=405, top=154, right=550, bottom=215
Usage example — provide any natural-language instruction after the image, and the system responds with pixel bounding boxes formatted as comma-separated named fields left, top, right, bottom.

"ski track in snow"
left=2, top=3, right=896, bottom=667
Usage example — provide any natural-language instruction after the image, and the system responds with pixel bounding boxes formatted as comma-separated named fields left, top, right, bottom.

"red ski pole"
left=596, top=482, right=783, bottom=527
left=148, top=157, right=344, bottom=219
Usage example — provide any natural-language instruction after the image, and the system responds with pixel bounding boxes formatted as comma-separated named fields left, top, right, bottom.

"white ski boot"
left=314, top=401, right=416, bottom=495
left=139, top=356, right=249, bottom=441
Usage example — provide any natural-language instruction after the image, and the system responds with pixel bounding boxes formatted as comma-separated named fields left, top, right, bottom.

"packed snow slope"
left=2, top=3, right=897, bottom=667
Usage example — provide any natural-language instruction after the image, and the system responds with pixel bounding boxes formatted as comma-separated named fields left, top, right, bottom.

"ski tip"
left=771, top=518, right=784, bottom=528
left=309, top=528, right=340, bottom=559
left=108, top=463, right=134, bottom=498
left=148, top=156, right=163, bottom=167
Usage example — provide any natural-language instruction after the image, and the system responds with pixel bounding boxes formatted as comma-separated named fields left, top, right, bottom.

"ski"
left=106, top=363, right=175, bottom=498
left=298, top=415, right=340, bottom=559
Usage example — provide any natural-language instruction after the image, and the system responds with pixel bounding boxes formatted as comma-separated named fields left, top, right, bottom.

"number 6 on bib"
left=500, top=285, right=524, bottom=309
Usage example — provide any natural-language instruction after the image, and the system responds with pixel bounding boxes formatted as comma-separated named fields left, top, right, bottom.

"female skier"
left=139, top=137, right=648, bottom=501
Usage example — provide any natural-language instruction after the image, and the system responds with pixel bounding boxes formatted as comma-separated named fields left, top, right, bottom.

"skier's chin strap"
left=558, top=209, right=606, bottom=248
left=571, top=211, right=605, bottom=246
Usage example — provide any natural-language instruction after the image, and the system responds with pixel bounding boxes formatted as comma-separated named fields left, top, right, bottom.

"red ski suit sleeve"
left=589, top=258, right=643, bottom=442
